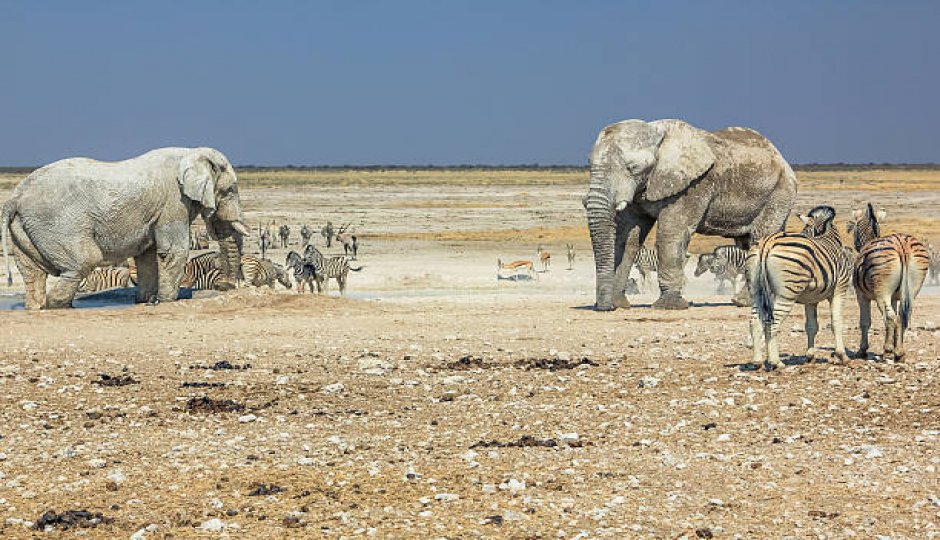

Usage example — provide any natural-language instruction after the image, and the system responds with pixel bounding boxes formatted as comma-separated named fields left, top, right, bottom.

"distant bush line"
left=2, top=163, right=939, bottom=175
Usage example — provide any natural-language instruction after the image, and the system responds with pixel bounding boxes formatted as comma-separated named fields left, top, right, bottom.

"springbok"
left=498, top=258, right=535, bottom=280
left=537, top=245, right=551, bottom=272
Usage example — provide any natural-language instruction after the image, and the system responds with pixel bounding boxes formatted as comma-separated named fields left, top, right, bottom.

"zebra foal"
left=285, top=251, right=317, bottom=293
left=634, top=247, right=657, bottom=291
left=78, top=266, right=133, bottom=293
left=747, top=205, right=853, bottom=369
left=849, top=204, right=929, bottom=362
left=694, top=245, right=747, bottom=296
left=241, top=256, right=292, bottom=289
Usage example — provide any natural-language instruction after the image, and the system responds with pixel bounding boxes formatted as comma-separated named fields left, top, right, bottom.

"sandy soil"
left=0, top=178, right=938, bottom=539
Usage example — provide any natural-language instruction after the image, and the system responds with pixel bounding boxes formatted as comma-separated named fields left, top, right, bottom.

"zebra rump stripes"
left=850, top=204, right=929, bottom=362
left=78, top=266, right=133, bottom=293
left=747, top=205, right=853, bottom=369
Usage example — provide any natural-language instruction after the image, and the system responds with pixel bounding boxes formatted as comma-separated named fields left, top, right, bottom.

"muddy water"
left=0, top=288, right=200, bottom=310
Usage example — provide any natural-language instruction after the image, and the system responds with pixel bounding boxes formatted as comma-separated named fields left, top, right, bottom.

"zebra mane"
left=865, top=202, right=881, bottom=238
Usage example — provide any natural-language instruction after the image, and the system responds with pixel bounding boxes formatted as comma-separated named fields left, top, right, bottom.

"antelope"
left=537, top=245, right=551, bottom=272
left=498, top=258, right=535, bottom=279
left=566, top=244, right=575, bottom=270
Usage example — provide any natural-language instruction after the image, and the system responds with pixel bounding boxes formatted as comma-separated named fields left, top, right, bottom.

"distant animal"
left=694, top=245, right=747, bottom=297
left=566, top=244, right=575, bottom=270
left=926, top=242, right=940, bottom=286
left=321, top=221, right=335, bottom=248
left=849, top=204, right=929, bottom=362
left=633, top=247, right=657, bottom=291
left=337, top=233, right=359, bottom=259
left=240, top=255, right=292, bottom=289
left=190, top=228, right=211, bottom=250
left=747, top=205, right=853, bottom=369
left=300, top=224, right=313, bottom=246
left=78, top=266, right=133, bottom=293
left=278, top=224, right=291, bottom=248
left=537, top=246, right=551, bottom=272
left=498, top=258, right=535, bottom=279
left=285, top=251, right=317, bottom=293
left=258, top=227, right=272, bottom=259
left=303, top=244, right=363, bottom=295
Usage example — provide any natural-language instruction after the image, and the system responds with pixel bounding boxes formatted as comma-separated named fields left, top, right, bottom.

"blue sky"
left=0, top=1, right=937, bottom=165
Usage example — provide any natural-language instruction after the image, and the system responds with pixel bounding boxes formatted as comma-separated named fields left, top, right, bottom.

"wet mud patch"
left=186, top=397, right=246, bottom=414
left=34, top=509, right=113, bottom=531
left=91, top=373, right=139, bottom=387
left=515, top=357, right=598, bottom=371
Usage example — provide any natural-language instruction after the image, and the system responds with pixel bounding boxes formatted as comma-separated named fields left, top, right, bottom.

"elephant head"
left=585, top=120, right=716, bottom=310
left=179, top=148, right=250, bottom=289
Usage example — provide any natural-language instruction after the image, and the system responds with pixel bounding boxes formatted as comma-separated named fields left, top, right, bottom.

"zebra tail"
left=754, top=246, right=774, bottom=326
left=1, top=202, right=12, bottom=287
left=899, top=251, right=912, bottom=331
left=349, top=266, right=365, bottom=272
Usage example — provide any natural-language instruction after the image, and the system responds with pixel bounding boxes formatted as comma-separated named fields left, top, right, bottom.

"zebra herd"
left=285, top=244, right=364, bottom=295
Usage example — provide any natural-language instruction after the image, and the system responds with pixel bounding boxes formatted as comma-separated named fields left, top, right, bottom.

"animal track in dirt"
left=91, top=373, right=139, bottom=386
left=186, top=397, right=246, bottom=414
left=189, top=360, right=252, bottom=371
left=34, top=509, right=113, bottom=531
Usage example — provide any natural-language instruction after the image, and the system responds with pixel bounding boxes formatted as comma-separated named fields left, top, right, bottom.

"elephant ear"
left=179, top=150, right=217, bottom=214
left=646, top=121, right=715, bottom=201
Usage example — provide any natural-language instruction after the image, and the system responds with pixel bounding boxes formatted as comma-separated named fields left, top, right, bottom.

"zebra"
left=188, top=268, right=224, bottom=290
left=190, top=228, right=210, bottom=250
left=927, top=242, right=940, bottom=286
left=303, top=244, right=363, bottom=296
left=278, top=224, right=291, bottom=248
left=241, top=256, right=292, bottom=289
left=180, top=252, right=222, bottom=288
left=537, top=245, right=551, bottom=272
left=849, top=204, right=930, bottom=362
left=300, top=224, right=313, bottom=246
left=694, top=245, right=747, bottom=295
left=747, top=205, right=853, bottom=369
left=634, top=247, right=657, bottom=291
left=78, top=266, right=133, bottom=293
left=337, top=233, right=359, bottom=259
left=566, top=244, right=575, bottom=270
left=285, top=250, right=317, bottom=293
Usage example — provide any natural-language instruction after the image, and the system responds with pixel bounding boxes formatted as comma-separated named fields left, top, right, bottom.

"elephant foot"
left=595, top=301, right=616, bottom=312
left=653, top=292, right=690, bottom=310
left=613, top=293, right=631, bottom=310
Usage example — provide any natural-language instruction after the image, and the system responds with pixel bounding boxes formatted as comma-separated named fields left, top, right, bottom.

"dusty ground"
left=0, top=169, right=938, bottom=539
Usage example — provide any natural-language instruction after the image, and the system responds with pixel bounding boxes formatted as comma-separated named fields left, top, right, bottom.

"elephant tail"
left=1, top=201, right=12, bottom=287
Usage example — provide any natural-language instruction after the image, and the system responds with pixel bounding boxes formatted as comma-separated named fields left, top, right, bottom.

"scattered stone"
left=248, top=483, right=285, bottom=497
left=321, top=383, right=345, bottom=394
left=238, top=413, right=258, bottom=423
left=447, top=355, right=485, bottom=370
left=199, top=518, right=225, bottom=532
left=190, top=360, right=250, bottom=371
left=638, top=376, right=661, bottom=388
left=517, top=357, right=598, bottom=371
left=181, top=381, right=227, bottom=388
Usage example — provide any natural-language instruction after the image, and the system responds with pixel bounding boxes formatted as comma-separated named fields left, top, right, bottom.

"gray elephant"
left=1, top=147, right=250, bottom=309
left=585, top=119, right=797, bottom=311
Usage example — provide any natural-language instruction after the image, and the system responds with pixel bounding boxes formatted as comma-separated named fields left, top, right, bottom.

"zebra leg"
left=856, top=290, right=871, bottom=359
left=748, top=307, right=764, bottom=366
left=766, top=297, right=796, bottom=369
left=875, top=296, right=896, bottom=361
left=338, top=274, right=347, bottom=296
left=829, top=290, right=849, bottom=364
left=804, top=303, right=819, bottom=361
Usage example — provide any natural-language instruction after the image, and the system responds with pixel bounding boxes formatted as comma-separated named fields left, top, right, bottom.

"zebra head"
left=272, top=262, right=293, bottom=289
left=798, top=205, right=837, bottom=238
left=286, top=250, right=303, bottom=270
left=693, top=253, right=715, bottom=277
left=849, top=203, right=886, bottom=251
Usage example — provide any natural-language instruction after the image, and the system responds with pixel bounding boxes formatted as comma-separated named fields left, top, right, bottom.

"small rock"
left=88, top=458, right=107, bottom=469
left=321, top=383, right=345, bottom=394
left=238, top=414, right=258, bottom=423
left=199, top=518, right=225, bottom=532
left=435, top=493, right=459, bottom=502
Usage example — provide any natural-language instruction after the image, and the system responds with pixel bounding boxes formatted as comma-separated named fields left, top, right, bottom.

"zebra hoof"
left=653, top=293, right=689, bottom=310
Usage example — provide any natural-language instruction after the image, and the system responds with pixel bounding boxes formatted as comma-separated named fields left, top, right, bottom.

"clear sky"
left=0, top=1, right=937, bottom=165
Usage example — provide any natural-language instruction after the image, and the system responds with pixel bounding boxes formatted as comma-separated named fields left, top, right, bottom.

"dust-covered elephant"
left=585, top=119, right=797, bottom=311
left=1, top=147, right=250, bottom=309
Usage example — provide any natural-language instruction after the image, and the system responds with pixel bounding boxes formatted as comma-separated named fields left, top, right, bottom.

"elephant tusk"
left=232, top=221, right=251, bottom=237
left=615, top=201, right=628, bottom=212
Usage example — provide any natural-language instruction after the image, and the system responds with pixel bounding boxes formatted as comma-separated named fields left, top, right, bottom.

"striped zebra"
left=241, top=256, right=292, bottom=289
left=302, top=244, right=363, bottom=296
left=634, top=247, right=657, bottom=291
left=927, top=242, right=940, bottom=286
left=180, top=252, right=222, bottom=288
left=694, top=245, right=747, bottom=295
left=747, top=205, right=853, bottom=369
left=78, top=266, right=133, bottom=293
left=850, top=204, right=929, bottom=362
left=188, top=268, right=224, bottom=290
left=285, top=250, right=317, bottom=293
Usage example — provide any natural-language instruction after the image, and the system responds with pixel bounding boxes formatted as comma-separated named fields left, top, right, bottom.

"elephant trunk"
left=586, top=166, right=618, bottom=311
left=212, top=220, right=243, bottom=291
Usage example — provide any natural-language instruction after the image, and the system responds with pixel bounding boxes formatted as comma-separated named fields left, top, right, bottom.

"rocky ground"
left=0, top=289, right=938, bottom=539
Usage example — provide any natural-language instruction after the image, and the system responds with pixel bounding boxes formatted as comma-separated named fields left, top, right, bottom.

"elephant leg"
left=12, top=244, right=47, bottom=310
left=612, top=212, right=654, bottom=309
left=135, top=248, right=159, bottom=303
left=652, top=203, right=704, bottom=310
left=156, top=250, right=187, bottom=301
left=46, top=270, right=84, bottom=309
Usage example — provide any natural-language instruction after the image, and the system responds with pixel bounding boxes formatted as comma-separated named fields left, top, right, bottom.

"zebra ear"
left=851, top=209, right=861, bottom=220
left=798, top=214, right=811, bottom=226
left=876, top=208, right=887, bottom=221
